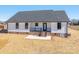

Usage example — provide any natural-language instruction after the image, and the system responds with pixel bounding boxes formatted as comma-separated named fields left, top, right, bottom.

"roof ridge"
left=18, top=10, right=53, bottom=13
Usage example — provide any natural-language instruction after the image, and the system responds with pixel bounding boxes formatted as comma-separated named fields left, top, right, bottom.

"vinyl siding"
left=8, top=23, right=30, bottom=32
left=7, top=22, right=68, bottom=34
left=51, top=22, right=67, bottom=33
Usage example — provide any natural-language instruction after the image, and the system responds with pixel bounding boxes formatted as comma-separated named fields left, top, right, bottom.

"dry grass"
left=0, top=39, right=8, bottom=49
left=0, top=28, right=79, bottom=53
left=69, top=25, right=79, bottom=30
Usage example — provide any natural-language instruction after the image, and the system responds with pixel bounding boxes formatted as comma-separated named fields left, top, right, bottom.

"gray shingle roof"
left=6, top=10, right=69, bottom=23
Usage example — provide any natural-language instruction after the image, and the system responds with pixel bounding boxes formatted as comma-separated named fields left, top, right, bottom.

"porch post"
left=28, top=22, right=31, bottom=32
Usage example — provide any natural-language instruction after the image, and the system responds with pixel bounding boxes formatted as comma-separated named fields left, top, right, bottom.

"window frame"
left=57, top=22, right=61, bottom=30
left=16, top=23, right=19, bottom=29
left=25, top=23, right=28, bottom=29
left=35, top=23, right=38, bottom=26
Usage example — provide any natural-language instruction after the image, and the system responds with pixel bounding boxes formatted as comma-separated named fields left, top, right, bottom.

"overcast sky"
left=0, top=5, right=79, bottom=22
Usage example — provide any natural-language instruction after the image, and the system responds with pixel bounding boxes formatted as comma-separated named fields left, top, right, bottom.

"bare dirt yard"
left=0, top=28, right=79, bottom=54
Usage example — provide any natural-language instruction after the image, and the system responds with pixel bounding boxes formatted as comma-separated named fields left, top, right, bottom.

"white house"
left=6, top=10, right=69, bottom=37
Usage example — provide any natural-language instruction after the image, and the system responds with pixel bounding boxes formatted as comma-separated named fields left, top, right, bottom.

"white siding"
left=61, top=22, right=67, bottom=33
left=19, top=23, right=25, bottom=30
left=8, top=23, right=15, bottom=30
left=8, top=22, right=68, bottom=34
left=51, top=22, right=67, bottom=34
left=47, top=22, right=51, bottom=28
left=8, top=23, right=30, bottom=32
left=51, top=22, right=57, bottom=30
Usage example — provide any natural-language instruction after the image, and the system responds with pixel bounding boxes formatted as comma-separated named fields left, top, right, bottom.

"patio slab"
left=25, top=35, right=51, bottom=40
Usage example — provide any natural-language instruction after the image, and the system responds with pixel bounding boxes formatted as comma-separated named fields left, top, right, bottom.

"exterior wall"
left=8, top=22, right=51, bottom=32
left=8, top=23, right=30, bottom=32
left=8, top=23, right=15, bottom=30
left=7, top=22, right=68, bottom=35
left=51, top=22, right=68, bottom=34
left=47, top=22, right=51, bottom=28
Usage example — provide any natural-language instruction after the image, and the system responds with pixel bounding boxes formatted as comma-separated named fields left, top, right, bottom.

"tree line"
left=70, top=19, right=79, bottom=25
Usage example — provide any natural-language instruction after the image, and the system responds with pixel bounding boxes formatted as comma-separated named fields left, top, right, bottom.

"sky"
left=0, top=5, right=79, bottom=22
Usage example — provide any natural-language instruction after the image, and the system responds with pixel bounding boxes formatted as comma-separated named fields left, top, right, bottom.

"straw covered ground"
left=0, top=28, right=79, bottom=54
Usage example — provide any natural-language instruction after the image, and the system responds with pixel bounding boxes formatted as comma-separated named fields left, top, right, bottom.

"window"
left=25, top=23, right=28, bottom=29
left=35, top=23, right=38, bottom=26
left=16, top=23, right=19, bottom=29
left=57, top=22, right=61, bottom=29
